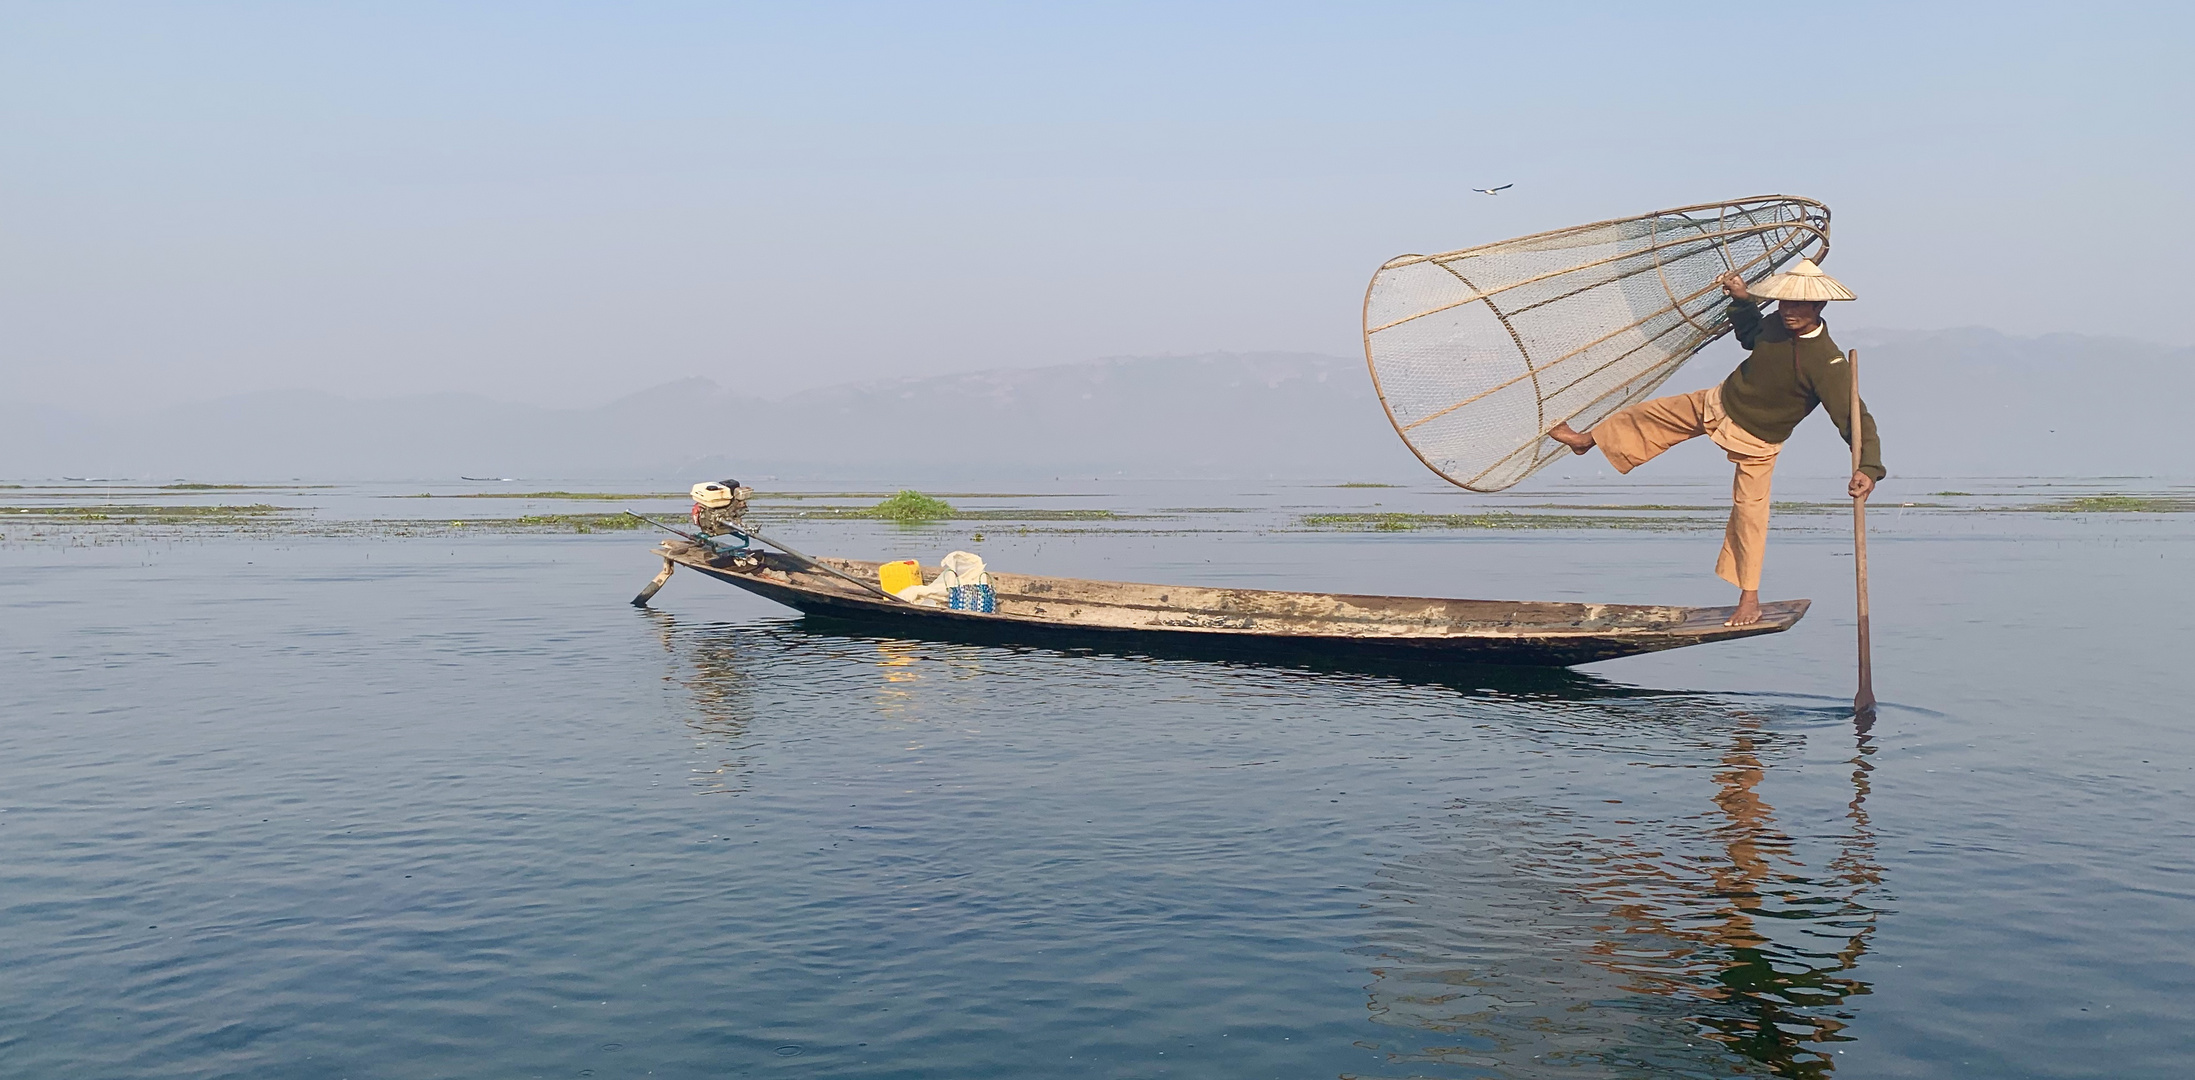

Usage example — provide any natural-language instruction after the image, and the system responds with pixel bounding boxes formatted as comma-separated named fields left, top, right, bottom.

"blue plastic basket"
left=948, top=583, right=996, bottom=614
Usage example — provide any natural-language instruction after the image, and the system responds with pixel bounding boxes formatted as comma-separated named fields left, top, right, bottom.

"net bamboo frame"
left=1362, top=195, right=1831, bottom=492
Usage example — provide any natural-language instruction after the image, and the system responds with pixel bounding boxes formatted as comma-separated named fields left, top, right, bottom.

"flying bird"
left=1472, top=184, right=1513, bottom=196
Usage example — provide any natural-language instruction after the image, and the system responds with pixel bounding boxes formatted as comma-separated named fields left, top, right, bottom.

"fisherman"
left=1548, top=259, right=1882, bottom=627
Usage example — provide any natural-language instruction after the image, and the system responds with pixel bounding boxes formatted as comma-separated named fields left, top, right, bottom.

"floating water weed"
left=2036, top=495, right=2195, bottom=513
left=1300, top=511, right=1713, bottom=532
left=868, top=491, right=957, bottom=523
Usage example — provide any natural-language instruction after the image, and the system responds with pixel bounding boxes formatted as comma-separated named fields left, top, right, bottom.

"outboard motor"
left=689, top=479, right=762, bottom=570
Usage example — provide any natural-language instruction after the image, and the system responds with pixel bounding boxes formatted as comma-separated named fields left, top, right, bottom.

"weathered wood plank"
left=652, top=545, right=1807, bottom=667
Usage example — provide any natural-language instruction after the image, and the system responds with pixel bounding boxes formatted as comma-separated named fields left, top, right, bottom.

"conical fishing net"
left=1362, top=196, right=1830, bottom=491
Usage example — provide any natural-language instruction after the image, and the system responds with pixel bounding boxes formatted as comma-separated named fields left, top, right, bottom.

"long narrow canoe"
left=651, top=541, right=1808, bottom=667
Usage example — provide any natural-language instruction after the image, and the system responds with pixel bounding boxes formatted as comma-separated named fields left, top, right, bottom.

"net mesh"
left=1362, top=196, right=1830, bottom=492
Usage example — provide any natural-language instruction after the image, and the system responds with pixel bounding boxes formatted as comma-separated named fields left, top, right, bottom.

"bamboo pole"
left=1850, top=349, right=1876, bottom=716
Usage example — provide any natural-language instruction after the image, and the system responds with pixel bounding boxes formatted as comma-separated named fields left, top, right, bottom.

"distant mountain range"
left=3, top=329, right=2185, bottom=483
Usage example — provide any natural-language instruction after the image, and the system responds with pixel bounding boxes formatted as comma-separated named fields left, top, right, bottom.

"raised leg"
left=1576, top=390, right=1715, bottom=474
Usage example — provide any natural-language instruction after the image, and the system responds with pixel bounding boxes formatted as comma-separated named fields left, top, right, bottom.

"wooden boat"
left=648, top=541, right=1809, bottom=668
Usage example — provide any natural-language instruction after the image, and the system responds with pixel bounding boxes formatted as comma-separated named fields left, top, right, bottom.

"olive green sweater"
left=1721, top=301, right=1885, bottom=479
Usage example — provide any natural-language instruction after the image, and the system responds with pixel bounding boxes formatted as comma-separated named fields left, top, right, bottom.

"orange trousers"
left=1590, top=387, right=1783, bottom=591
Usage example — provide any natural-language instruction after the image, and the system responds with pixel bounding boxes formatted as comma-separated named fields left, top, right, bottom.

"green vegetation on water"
left=2034, top=495, right=2195, bottom=513
left=506, top=513, right=652, bottom=532
left=409, top=489, right=1093, bottom=502
left=1299, top=511, right=1712, bottom=532
left=868, top=490, right=956, bottom=523
left=948, top=508, right=1118, bottom=521
left=155, top=483, right=334, bottom=490
left=411, top=491, right=681, bottom=500
left=1512, top=503, right=1721, bottom=512
left=731, top=489, right=1115, bottom=523
left=759, top=491, right=1080, bottom=501
left=2, top=504, right=289, bottom=522
left=752, top=504, right=1119, bottom=523
left=12, top=485, right=2190, bottom=542
left=1326, top=482, right=1400, bottom=488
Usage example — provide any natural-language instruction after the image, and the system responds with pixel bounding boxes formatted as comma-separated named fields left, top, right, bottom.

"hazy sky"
left=4, top=2, right=2186, bottom=411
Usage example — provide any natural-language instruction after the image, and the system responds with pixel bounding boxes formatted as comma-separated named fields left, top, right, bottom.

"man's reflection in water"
left=1360, top=710, right=1882, bottom=1078
left=644, top=610, right=760, bottom=796
left=1663, top=713, right=1877, bottom=1074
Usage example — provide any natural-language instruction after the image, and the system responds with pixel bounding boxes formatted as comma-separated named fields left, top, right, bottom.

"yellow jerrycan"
left=876, top=559, right=923, bottom=595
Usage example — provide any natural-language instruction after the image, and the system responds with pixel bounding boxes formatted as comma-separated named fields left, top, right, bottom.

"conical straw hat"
left=1750, top=258, right=1855, bottom=301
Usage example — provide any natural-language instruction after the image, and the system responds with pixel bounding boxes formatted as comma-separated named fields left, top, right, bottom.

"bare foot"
left=1549, top=422, right=1594, bottom=455
left=1724, top=590, right=1762, bottom=627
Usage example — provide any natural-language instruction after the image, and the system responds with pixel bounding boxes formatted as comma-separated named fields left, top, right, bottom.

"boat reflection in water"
left=642, top=612, right=1884, bottom=1075
left=1357, top=709, right=1882, bottom=1078
left=643, top=609, right=764, bottom=797
left=643, top=614, right=982, bottom=795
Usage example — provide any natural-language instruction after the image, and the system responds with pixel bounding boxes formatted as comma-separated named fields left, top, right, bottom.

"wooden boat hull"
left=654, top=545, right=1809, bottom=668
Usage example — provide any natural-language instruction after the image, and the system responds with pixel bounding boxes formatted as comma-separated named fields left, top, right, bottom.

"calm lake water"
left=3, top=477, right=2190, bottom=1078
